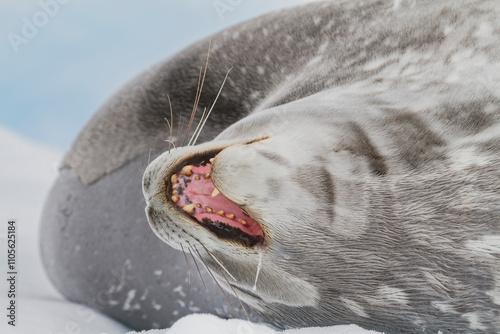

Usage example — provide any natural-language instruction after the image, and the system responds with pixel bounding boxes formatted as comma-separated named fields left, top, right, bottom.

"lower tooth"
left=182, top=204, right=195, bottom=214
left=241, top=219, right=247, bottom=225
left=226, top=213, right=235, bottom=219
left=216, top=210, right=225, bottom=216
left=205, top=206, right=213, bottom=213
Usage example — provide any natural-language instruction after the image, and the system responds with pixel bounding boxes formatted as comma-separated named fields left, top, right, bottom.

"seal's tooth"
left=216, top=210, right=225, bottom=216
left=203, top=173, right=211, bottom=179
left=241, top=219, right=247, bottom=225
left=171, top=174, right=179, bottom=184
left=171, top=195, right=179, bottom=203
left=196, top=203, right=202, bottom=208
left=180, top=165, right=193, bottom=176
left=194, top=176, right=201, bottom=181
left=205, top=206, right=213, bottom=213
left=172, top=190, right=178, bottom=195
left=209, top=158, right=215, bottom=163
left=212, top=188, right=221, bottom=197
left=182, top=204, right=195, bottom=214
left=226, top=213, right=235, bottom=219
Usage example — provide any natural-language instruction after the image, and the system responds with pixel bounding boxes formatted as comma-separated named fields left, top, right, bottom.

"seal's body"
left=42, top=0, right=500, bottom=332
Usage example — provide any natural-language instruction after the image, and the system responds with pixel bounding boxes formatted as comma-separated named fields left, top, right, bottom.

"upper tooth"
left=171, top=174, right=179, bottom=184
left=182, top=204, right=195, bottom=214
left=171, top=195, right=179, bottom=203
left=203, top=173, right=211, bottom=179
left=194, top=176, right=201, bottom=181
left=209, top=158, right=215, bottom=163
left=211, top=188, right=220, bottom=197
left=180, top=165, right=193, bottom=176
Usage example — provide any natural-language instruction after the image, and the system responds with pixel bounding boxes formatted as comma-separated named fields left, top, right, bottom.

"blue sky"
left=1, top=0, right=314, bottom=151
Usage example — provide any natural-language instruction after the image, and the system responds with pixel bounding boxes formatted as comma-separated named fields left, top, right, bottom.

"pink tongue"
left=173, top=164, right=263, bottom=238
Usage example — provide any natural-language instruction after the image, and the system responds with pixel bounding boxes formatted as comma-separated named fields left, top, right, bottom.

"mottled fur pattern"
left=144, top=0, right=500, bottom=332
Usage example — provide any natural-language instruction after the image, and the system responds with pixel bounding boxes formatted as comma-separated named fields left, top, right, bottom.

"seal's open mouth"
left=167, top=151, right=264, bottom=248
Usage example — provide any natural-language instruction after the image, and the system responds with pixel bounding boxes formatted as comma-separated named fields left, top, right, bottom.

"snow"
left=0, top=125, right=130, bottom=334
left=0, top=125, right=378, bottom=333
left=127, top=314, right=378, bottom=334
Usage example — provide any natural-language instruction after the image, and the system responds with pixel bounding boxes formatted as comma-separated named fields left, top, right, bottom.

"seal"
left=41, top=0, right=500, bottom=332
left=142, top=0, right=500, bottom=332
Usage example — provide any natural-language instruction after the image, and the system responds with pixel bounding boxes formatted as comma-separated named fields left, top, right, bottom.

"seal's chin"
left=166, top=149, right=265, bottom=248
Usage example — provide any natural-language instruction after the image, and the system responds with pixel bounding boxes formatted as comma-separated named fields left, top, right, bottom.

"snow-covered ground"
left=0, top=125, right=378, bottom=334
left=0, top=126, right=130, bottom=334
left=128, top=314, right=379, bottom=334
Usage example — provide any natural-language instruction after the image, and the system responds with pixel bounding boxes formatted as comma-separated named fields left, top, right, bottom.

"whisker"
left=180, top=244, right=191, bottom=284
left=188, top=107, right=207, bottom=147
left=164, top=116, right=172, bottom=145
left=187, top=244, right=212, bottom=301
left=135, top=161, right=145, bottom=176
left=191, top=67, right=232, bottom=146
left=215, top=261, right=250, bottom=321
left=148, top=148, right=153, bottom=167
left=183, top=39, right=212, bottom=146
left=198, top=241, right=236, bottom=281
left=141, top=147, right=154, bottom=178
left=164, top=140, right=177, bottom=150
left=191, top=243, right=238, bottom=319
left=167, top=94, right=174, bottom=153
left=198, top=242, right=250, bottom=321
left=181, top=66, right=202, bottom=147
left=176, top=109, right=184, bottom=148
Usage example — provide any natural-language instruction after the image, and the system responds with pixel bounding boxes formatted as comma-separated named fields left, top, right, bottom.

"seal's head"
left=142, top=98, right=394, bottom=329
left=142, top=105, right=333, bottom=313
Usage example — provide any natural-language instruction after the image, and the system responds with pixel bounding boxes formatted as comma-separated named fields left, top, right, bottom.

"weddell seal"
left=40, top=0, right=500, bottom=332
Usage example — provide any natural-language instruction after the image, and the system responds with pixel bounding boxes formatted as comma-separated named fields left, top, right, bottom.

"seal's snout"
left=142, top=137, right=272, bottom=249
